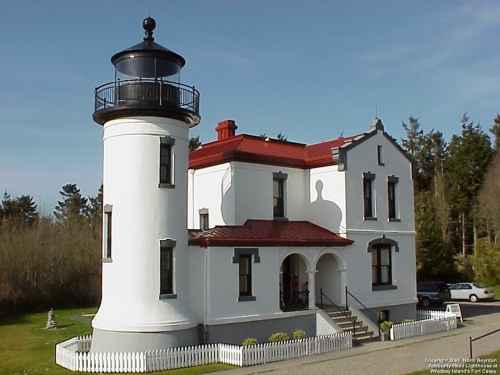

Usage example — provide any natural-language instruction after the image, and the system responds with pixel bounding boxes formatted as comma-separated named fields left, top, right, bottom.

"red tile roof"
left=189, top=134, right=359, bottom=170
left=188, top=219, right=353, bottom=248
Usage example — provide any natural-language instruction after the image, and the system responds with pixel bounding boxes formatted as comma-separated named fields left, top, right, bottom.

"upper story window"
left=363, top=172, right=376, bottom=219
left=377, top=145, right=384, bottom=166
left=273, top=172, right=288, bottom=219
left=371, top=245, right=392, bottom=286
left=388, top=176, right=399, bottom=221
left=159, top=136, right=175, bottom=188
left=103, top=204, right=112, bottom=261
left=199, top=208, right=209, bottom=231
left=160, top=239, right=176, bottom=297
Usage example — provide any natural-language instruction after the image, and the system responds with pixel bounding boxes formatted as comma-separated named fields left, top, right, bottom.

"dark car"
left=417, top=281, right=451, bottom=308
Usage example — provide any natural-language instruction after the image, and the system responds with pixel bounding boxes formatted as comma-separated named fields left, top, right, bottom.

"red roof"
left=188, top=219, right=353, bottom=248
left=189, top=134, right=359, bottom=170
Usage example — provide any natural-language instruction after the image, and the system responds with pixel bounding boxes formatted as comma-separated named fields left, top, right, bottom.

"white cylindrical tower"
left=91, top=17, right=201, bottom=352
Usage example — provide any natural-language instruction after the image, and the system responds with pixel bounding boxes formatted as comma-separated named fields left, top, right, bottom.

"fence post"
left=469, top=336, right=473, bottom=359
left=345, top=286, right=348, bottom=310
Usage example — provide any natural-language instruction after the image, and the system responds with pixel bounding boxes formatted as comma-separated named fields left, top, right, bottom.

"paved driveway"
left=453, top=300, right=500, bottom=319
left=217, top=312, right=500, bottom=375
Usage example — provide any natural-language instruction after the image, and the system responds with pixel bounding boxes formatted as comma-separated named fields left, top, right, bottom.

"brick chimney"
left=216, top=120, right=237, bottom=141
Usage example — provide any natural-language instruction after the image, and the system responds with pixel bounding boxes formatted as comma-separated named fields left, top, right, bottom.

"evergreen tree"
left=276, top=133, right=287, bottom=142
left=189, top=136, right=202, bottom=151
left=53, top=184, right=88, bottom=223
left=0, top=193, right=38, bottom=226
left=87, top=185, right=103, bottom=235
left=447, top=114, right=493, bottom=255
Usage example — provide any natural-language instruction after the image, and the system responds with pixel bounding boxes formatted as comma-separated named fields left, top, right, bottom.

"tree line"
left=401, top=114, right=500, bottom=285
left=0, top=185, right=102, bottom=313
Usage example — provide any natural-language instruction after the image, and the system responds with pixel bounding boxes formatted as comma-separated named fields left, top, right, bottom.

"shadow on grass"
left=0, top=313, right=30, bottom=326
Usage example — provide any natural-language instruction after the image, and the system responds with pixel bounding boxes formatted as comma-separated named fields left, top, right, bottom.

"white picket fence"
left=390, top=311, right=457, bottom=341
left=56, top=333, right=352, bottom=373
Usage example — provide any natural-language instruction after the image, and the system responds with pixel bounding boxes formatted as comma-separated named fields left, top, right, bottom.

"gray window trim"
left=160, top=136, right=176, bottom=146
left=159, top=238, right=176, bottom=298
left=273, top=171, right=288, bottom=181
left=103, top=204, right=113, bottom=262
left=232, top=248, right=260, bottom=263
left=159, top=136, right=175, bottom=189
left=363, top=172, right=376, bottom=181
left=238, top=296, right=257, bottom=302
left=368, top=236, right=399, bottom=253
left=160, top=239, right=177, bottom=248
left=388, top=175, right=399, bottom=184
left=159, top=293, right=177, bottom=299
left=372, top=285, right=397, bottom=291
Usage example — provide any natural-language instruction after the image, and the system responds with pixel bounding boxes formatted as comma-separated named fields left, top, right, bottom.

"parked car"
left=448, top=282, right=495, bottom=302
left=417, top=281, right=451, bottom=307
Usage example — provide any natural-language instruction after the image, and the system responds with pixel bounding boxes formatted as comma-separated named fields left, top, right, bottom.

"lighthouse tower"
left=91, top=17, right=201, bottom=352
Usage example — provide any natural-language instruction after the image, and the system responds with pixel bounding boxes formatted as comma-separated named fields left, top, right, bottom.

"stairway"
left=321, top=305, right=375, bottom=344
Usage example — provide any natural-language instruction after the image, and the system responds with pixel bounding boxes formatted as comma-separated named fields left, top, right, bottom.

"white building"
left=90, top=18, right=417, bottom=352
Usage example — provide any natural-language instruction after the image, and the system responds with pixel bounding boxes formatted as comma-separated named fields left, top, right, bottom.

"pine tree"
left=189, top=136, right=202, bottom=151
left=53, top=184, right=88, bottom=223
left=447, top=114, right=493, bottom=256
left=276, top=133, right=287, bottom=142
left=0, top=193, right=38, bottom=226
left=87, top=185, right=103, bottom=236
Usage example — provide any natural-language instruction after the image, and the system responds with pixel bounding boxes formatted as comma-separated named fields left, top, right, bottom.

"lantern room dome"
left=111, top=17, right=186, bottom=78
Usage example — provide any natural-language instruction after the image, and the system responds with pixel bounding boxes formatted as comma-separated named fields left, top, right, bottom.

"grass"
left=0, top=307, right=233, bottom=375
left=407, top=350, right=500, bottom=374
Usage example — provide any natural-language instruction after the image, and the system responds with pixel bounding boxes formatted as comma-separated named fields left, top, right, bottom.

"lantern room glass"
left=114, top=56, right=181, bottom=83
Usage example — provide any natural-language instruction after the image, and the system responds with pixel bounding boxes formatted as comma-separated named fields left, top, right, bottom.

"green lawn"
left=0, top=307, right=233, bottom=375
left=407, top=350, right=500, bottom=375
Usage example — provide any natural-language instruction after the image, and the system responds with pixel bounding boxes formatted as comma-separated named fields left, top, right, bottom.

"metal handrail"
left=345, top=286, right=381, bottom=337
left=320, top=288, right=357, bottom=338
left=469, top=328, right=500, bottom=359
left=94, top=78, right=200, bottom=116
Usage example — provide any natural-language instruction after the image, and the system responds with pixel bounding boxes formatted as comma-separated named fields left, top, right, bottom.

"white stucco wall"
left=188, top=163, right=234, bottom=228
left=93, top=116, right=198, bottom=333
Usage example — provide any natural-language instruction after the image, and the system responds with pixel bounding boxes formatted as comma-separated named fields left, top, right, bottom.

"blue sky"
left=1, top=1, right=500, bottom=213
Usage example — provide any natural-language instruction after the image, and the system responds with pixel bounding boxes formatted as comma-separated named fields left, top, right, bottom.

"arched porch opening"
left=280, top=254, right=309, bottom=311
left=315, top=253, right=342, bottom=308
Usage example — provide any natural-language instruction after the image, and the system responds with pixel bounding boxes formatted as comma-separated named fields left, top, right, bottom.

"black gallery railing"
left=94, top=79, right=200, bottom=116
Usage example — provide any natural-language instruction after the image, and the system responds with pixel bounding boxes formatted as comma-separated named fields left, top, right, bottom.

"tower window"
left=160, top=243, right=174, bottom=295
left=159, top=136, right=175, bottom=187
left=363, top=172, right=376, bottom=219
left=388, top=176, right=399, bottom=220
left=273, top=172, right=288, bottom=219
left=239, top=254, right=252, bottom=297
left=103, top=205, right=112, bottom=261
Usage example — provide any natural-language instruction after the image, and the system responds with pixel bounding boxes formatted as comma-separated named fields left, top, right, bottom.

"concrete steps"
left=319, top=304, right=375, bottom=345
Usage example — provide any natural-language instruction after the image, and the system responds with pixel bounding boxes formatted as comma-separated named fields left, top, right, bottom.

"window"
left=388, top=176, right=399, bottom=221
left=160, top=246, right=174, bottom=295
left=363, top=172, right=375, bottom=219
left=239, top=254, right=252, bottom=297
left=273, top=172, right=287, bottom=218
left=200, top=213, right=209, bottom=231
left=371, top=245, right=392, bottom=286
left=159, top=137, right=175, bottom=187
left=377, top=145, right=384, bottom=166
left=103, top=205, right=112, bottom=260
left=378, top=309, right=390, bottom=323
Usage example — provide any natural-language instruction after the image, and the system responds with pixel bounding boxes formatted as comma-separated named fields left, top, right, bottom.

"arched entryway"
left=315, top=253, right=342, bottom=308
left=280, top=254, right=309, bottom=311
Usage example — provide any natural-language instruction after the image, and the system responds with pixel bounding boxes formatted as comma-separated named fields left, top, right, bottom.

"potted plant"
left=379, top=320, right=393, bottom=341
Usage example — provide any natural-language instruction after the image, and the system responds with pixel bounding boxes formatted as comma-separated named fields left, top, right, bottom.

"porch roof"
left=188, top=219, right=353, bottom=248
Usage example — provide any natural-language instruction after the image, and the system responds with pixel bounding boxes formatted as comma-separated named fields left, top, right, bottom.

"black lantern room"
left=93, top=17, right=200, bottom=126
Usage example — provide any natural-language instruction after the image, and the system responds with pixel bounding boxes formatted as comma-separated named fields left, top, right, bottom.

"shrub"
left=268, top=332, right=290, bottom=343
left=379, top=320, right=393, bottom=333
left=292, top=329, right=306, bottom=340
left=241, top=337, right=258, bottom=346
